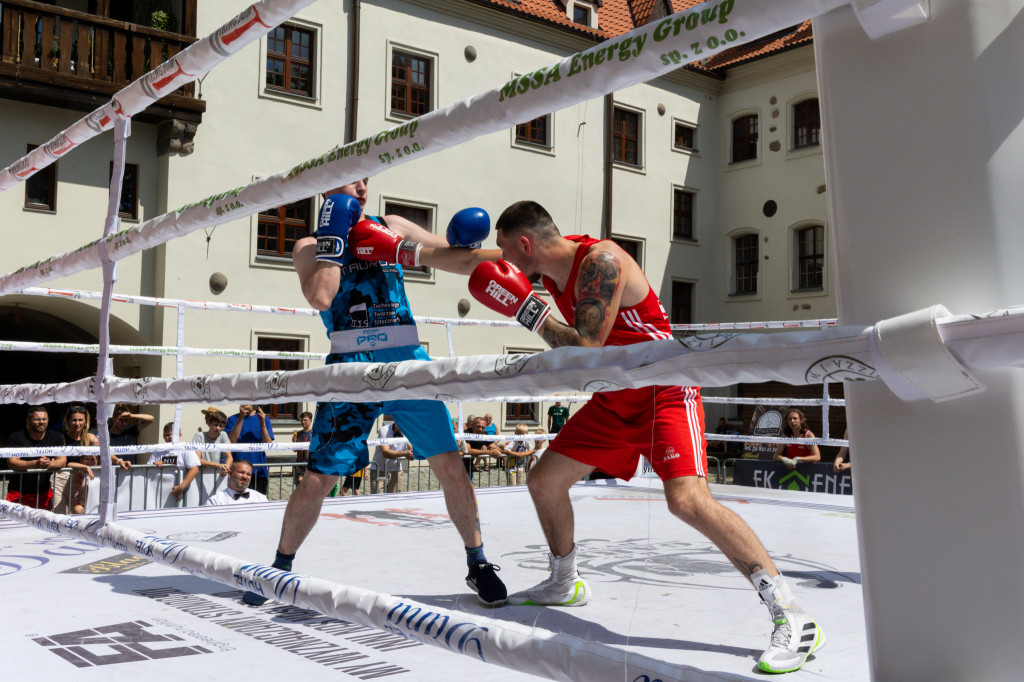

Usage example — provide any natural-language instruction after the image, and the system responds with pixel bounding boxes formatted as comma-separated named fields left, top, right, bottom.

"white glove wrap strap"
left=517, top=296, right=551, bottom=333
left=396, top=241, right=422, bottom=268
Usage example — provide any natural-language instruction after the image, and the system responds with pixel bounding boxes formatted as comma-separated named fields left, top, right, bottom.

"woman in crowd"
left=56, top=405, right=130, bottom=514
left=773, top=408, right=821, bottom=470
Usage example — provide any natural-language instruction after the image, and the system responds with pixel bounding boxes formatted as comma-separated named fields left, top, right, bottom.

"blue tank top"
left=320, top=216, right=416, bottom=335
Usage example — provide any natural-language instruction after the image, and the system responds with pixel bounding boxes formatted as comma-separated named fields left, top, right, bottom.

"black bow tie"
left=233, top=491, right=250, bottom=500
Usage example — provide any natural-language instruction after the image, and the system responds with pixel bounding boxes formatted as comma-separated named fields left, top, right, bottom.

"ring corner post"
left=814, top=1, right=1024, bottom=678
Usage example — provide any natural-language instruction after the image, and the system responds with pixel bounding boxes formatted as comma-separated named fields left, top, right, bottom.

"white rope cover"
left=0, top=0, right=851, bottom=296
left=23, top=285, right=842, bottom=330
left=0, top=0, right=318, bottom=192
left=0, top=501, right=701, bottom=682
left=0, top=305, right=1019, bottom=406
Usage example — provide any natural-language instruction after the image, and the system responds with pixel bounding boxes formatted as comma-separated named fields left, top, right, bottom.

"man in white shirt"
left=206, top=460, right=269, bottom=506
left=370, top=420, right=412, bottom=494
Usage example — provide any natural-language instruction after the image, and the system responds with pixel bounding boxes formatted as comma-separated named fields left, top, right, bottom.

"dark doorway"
left=0, top=305, right=98, bottom=443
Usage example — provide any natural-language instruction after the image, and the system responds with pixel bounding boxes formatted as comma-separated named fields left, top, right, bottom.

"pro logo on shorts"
left=33, top=620, right=212, bottom=667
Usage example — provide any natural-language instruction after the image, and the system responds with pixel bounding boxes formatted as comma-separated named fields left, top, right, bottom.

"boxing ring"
left=3, top=0, right=1024, bottom=679
left=1, top=483, right=863, bottom=681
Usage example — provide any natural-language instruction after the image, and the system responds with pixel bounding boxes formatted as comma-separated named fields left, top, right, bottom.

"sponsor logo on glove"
left=485, top=280, right=519, bottom=307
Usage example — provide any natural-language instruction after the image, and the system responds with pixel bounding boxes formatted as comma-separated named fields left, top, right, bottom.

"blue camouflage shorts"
left=307, top=345, right=458, bottom=477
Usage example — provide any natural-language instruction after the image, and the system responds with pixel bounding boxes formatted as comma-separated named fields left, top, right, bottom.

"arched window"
left=793, top=99, right=821, bottom=149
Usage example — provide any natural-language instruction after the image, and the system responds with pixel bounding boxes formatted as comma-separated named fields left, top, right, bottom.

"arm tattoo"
left=575, top=252, right=621, bottom=345
left=540, top=317, right=581, bottom=349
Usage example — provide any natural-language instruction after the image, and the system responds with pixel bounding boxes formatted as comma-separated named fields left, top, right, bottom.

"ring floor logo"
left=31, top=620, right=213, bottom=668
left=506, top=538, right=856, bottom=590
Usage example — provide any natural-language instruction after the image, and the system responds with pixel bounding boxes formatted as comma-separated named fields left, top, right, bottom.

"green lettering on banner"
left=498, top=79, right=516, bottom=102
left=567, top=54, right=582, bottom=77
left=653, top=19, right=672, bottom=42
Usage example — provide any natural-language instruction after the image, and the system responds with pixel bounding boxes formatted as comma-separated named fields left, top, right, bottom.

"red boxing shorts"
left=6, top=489, right=54, bottom=510
left=549, top=385, right=706, bottom=481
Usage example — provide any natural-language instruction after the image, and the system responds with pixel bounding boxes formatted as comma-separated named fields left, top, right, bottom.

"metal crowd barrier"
left=0, top=451, right=739, bottom=513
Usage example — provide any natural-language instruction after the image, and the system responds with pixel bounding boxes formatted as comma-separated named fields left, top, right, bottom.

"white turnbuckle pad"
left=869, top=305, right=983, bottom=403
left=851, top=0, right=930, bottom=40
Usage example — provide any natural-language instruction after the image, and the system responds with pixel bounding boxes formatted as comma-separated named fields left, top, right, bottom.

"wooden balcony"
left=0, top=0, right=205, bottom=124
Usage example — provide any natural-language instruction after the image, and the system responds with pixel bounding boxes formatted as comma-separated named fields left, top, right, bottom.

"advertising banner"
left=732, top=460, right=852, bottom=495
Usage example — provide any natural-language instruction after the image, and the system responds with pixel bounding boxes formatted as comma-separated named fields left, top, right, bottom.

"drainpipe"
left=346, top=0, right=361, bottom=144
left=601, top=93, right=614, bottom=240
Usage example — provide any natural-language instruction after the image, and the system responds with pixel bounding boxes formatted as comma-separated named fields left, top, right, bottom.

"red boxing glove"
left=469, top=260, right=551, bottom=332
left=348, top=219, right=422, bottom=267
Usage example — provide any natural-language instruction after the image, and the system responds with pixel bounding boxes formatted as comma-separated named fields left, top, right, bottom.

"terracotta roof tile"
left=469, top=2, right=812, bottom=73
left=698, top=20, right=814, bottom=71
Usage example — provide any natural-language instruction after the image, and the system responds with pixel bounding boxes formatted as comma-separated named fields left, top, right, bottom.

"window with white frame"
left=504, top=348, right=542, bottom=424
left=673, top=187, right=695, bottom=240
left=612, top=106, right=642, bottom=167
left=671, top=281, right=693, bottom=325
left=266, top=24, right=315, bottom=97
left=611, top=236, right=643, bottom=269
left=731, top=113, right=758, bottom=163
left=256, top=336, right=305, bottom=421
left=391, top=48, right=433, bottom=117
left=794, top=225, right=824, bottom=290
left=793, top=98, right=821, bottom=149
left=674, top=121, right=697, bottom=151
left=24, top=144, right=57, bottom=212
left=568, top=1, right=599, bottom=28
left=515, top=115, right=552, bottom=148
left=733, top=233, right=759, bottom=294
left=383, top=200, right=434, bottom=276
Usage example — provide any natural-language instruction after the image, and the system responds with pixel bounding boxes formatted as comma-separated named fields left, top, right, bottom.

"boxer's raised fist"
left=469, top=260, right=551, bottom=332
left=446, top=207, right=489, bottom=249
left=315, top=194, right=362, bottom=265
left=348, top=219, right=422, bottom=267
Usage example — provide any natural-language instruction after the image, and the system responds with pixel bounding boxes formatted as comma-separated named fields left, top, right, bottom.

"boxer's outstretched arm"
left=293, top=237, right=341, bottom=311
left=382, top=214, right=450, bottom=249
left=419, top=246, right=502, bottom=275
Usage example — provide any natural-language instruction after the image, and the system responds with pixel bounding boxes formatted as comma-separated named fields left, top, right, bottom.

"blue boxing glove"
left=315, top=193, right=363, bottom=265
left=446, top=207, right=490, bottom=249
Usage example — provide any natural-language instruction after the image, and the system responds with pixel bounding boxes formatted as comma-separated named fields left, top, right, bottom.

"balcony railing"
left=0, top=0, right=199, bottom=101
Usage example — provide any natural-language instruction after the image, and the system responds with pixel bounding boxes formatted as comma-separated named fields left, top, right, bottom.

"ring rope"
left=1, top=306, right=1016, bottom=408
left=20, top=283, right=839, bottom=330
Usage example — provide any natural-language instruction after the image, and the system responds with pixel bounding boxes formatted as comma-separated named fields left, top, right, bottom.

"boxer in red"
left=349, top=201, right=825, bottom=674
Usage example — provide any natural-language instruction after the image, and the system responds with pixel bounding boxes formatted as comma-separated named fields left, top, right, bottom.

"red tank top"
left=785, top=429, right=814, bottom=458
left=541, top=235, right=673, bottom=347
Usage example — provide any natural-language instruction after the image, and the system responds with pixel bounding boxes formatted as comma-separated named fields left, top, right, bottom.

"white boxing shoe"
left=753, top=570, right=825, bottom=674
left=507, top=546, right=590, bottom=607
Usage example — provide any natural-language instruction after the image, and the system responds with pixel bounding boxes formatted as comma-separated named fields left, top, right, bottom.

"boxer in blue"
left=243, top=178, right=506, bottom=607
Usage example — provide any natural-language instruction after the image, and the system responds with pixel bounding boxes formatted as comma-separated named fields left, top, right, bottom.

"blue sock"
left=466, top=544, right=488, bottom=567
left=273, top=550, right=296, bottom=572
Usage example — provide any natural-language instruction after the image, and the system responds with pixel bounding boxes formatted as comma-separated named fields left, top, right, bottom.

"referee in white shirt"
left=206, top=460, right=269, bottom=506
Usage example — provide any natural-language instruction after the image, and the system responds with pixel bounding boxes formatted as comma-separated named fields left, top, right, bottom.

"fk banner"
left=732, top=460, right=852, bottom=496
